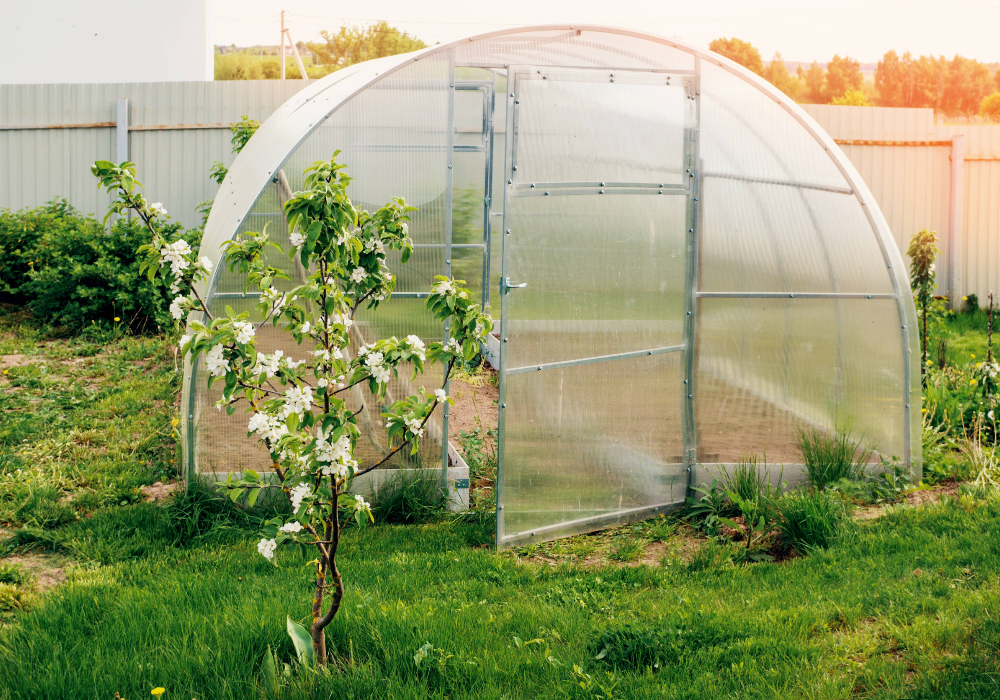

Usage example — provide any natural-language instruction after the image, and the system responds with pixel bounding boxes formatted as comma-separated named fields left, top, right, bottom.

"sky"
left=211, top=0, right=1000, bottom=64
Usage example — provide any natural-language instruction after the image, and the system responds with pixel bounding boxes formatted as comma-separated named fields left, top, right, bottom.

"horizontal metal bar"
left=0, top=121, right=115, bottom=131
left=696, top=292, right=898, bottom=300
left=454, top=145, right=487, bottom=153
left=513, top=187, right=688, bottom=197
left=129, top=123, right=234, bottom=132
left=703, top=172, right=853, bottom=195
left=454, top=81, right=492, bottom=88
left=506, top=344, right=684, bottom=375
left=390, top=291, right=431, bottom=299
left=500, top=500, right=684, bottom=549
left=340, top=144, right=449, bottom=152
left=412, top=243, right=484, bottom=249
left=834, top=139, right=953, bottom=147
left=212, top=292, right=262, bottom=300
left=515, top=181, right=685, bottom=190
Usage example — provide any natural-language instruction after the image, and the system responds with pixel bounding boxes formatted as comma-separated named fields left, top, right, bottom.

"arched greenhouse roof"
left=187, top=25, right=920, bottom=548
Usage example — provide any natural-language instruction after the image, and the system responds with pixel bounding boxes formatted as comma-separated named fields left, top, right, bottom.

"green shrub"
left=0, top=199, right=202, bottom=333
left=798, top=429, right=874, bottom=488
left=778, top=490, right=846, bottom=553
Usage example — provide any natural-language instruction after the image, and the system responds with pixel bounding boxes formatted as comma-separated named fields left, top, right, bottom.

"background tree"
left=800, top=61, right=827, bottom=104
left=762, top=52, right=803, bottom=100
left=308, top=21, right=426, bottom=71
left=981, top=92, right=1000, bottom=122
left=831, top=89, right=872, bottom=106
left=708, top=37, right=764, bottom=75
left=826, top=55, right=863, bottom=102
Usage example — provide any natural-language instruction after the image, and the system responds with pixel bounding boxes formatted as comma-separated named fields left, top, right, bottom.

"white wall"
left=1, top=0, right=212, bottom=84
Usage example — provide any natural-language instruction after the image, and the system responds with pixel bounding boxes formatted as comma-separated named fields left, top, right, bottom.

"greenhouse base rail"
left=499, top=500, right=684, bottom=549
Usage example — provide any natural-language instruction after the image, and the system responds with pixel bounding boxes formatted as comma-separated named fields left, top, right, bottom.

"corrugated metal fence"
left=804, top=105, right=1000, bottom=306
left=1, top=87, right=998, bottom=303
left=0, top=81, right=309, bottom=230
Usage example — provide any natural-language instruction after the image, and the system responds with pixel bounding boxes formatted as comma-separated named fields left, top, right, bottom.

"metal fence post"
left=950, top=135, right=964, bottom=311
left=116, top=98, right=129, bottom=162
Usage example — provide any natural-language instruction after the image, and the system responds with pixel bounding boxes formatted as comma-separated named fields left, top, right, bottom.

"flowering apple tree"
left=91, top=154, right=492, bottom=666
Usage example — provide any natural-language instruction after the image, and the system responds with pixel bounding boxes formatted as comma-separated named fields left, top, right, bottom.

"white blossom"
left=148, top=202, right=168, bottom=218
left=262, top=286, right=286, bottom=312
left=284, top=385, right=313, bottom=417
left=434, top=388, right=447, bottom=402
left=179, top=334, right=191, bottom=349
left=199, top=256, right=213, bottom=274
left=317, top=377, right=329, bottom=388
left=280, top=521, right=303, bottom=533
left=255, top=350, right=283, bottom=378
left=247, top=412, right=288, bottom=443
left=169, top=295, right=187, bottom=321
left=289, top=231, right=306, bottom=248
left=257, top=538, right=277, bottom=560
left=205, top=344, right=229, bottom=377
left=432, top=279, right=456, bottom=296
left=159, top=239, right=191, bottom=277
left=990, top=410, right=996, bottom=420
left=289, top=483, right=312, bottom=514
left=233, top=321, right=255, bottom=344
left=350, top=267, right=368, bottom=284
left=300, top=321, right=311, bottom=335
left=354, top=495, right=370, bottom=514
left=405, top=417, right=425, bottom=438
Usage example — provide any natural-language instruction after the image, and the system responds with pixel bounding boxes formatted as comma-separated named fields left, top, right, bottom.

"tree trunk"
left=311, top=562, right=328, bottom=665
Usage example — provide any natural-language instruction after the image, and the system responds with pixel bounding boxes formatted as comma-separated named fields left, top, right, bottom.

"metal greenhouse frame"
left=185, top=25, right=921, bottom=549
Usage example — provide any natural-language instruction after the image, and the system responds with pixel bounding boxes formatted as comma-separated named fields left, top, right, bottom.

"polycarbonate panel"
left=513, top=72, right=691, bottom=186
left=457, top=29, right=695, bottom=71
left=699, top=61, right=849, bottom=190
left=454, top=87, right=487, bottom=148
left=699, top=179, right=895, bottom=294
left=694, top=298, right=906, bottom=466
left=502, top=353, right=686, bottom=540
left=504, top=194, right=687, bottom=369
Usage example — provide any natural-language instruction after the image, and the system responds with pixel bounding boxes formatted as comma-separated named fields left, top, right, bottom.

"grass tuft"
left=798, top=429, right=874, bottom=488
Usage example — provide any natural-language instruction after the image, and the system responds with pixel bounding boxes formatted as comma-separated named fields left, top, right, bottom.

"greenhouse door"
left=496, top=66, right=698, bottom=548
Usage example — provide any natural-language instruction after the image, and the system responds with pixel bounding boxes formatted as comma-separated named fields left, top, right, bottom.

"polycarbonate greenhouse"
left=186, top=25, right=921, bottom=549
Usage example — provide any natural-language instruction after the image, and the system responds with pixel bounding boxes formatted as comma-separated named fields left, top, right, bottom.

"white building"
left=1, top=0, right=213, bottom=84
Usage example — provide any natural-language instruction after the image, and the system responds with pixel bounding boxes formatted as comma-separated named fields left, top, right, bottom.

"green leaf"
left=260, top=645, right=278, bottom=693
left=247, top=487, right=261, bottom=508
left=286, top=412, right=300, bottom=432
left=286, top=616, right=315, bottom=668
left=228, top=488, right=244, bottom=503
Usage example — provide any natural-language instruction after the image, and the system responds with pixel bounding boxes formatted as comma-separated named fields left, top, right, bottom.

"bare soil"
left=853, top=482, right=963, bottom=521
left=3, top=553, right=70, bottom=594
left=448, top=367, right=499, bottom=456
left=141, top=481, right=183, bottom=502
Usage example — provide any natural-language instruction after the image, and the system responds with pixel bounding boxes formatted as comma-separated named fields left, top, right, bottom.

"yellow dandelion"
left=963, top=296, right=968, bottom=301
left=171, top=418, right=179, bottom=427
left=151, top=689, right=165, bottom=697
left=971, top=379, right=978, bottom=386
left=925, top=360, right=933, bottom=366
left=114, top=316, right=121, bottom=322
left=2, top=369, right=7, bottom=375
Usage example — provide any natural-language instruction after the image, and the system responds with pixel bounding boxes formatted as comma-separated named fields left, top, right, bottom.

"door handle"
left=504, top=277, right=527, bottom=294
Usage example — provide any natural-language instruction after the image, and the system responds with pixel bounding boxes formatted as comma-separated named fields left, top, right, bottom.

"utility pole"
left=280, top=9, right=286, bottom=81
left=278, top=10, right=308, bottom=80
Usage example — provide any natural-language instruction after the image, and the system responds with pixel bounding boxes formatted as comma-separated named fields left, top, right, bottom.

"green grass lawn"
left=3, top=310, right=1000, bottom=699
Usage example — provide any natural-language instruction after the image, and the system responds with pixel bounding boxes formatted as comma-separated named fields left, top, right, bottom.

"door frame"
left=494, top=62, right=703, bottom=548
